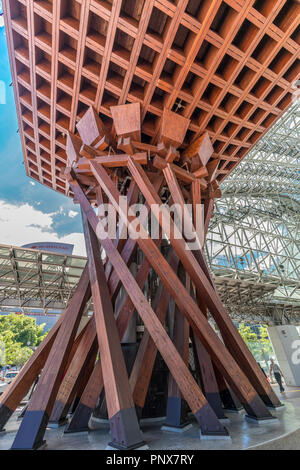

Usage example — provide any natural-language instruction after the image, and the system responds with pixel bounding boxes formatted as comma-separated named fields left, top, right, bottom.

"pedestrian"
left=269, top=357, right=285, bottom=393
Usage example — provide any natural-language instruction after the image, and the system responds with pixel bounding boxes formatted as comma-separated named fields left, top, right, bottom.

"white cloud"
left=0, top=200, right=86, bottom=256
left=68, top=210, right=78, bottom=218
left=29, top=181, right=35, bottom=186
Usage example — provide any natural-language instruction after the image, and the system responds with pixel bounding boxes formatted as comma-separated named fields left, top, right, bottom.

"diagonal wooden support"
left=104, top=179, right=140, bottom=281
left=191, top=331, right=226, bottom=420
left=11, top=266, right=91, bottom=450
left=71, top=177, right=228, bottom=438
left=65, top=358, right=103, bottom=434
left=130, top=250, right=179, bottom=410
left=70, top=345, right=99, bottom=414
left=128, top=160, right=281, bottom=411
left=90, top=161, right=274, bottom=419
left=178, top=169, right=282, bottom=409
left=65, top=237, right=164, bottom=433
left=0, top=268, right=90, bottom=433
left=107, top=174, right=164, bottom=303
left=82, top=211, right=144, bottom=450
left=54, top=179, right=163, bottom=428
left=165, top=264, right=190, bottom=429
left=49, top=316, right=98, bottom=425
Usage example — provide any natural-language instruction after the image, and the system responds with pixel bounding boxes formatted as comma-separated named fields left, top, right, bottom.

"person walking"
left=269, top=357, right=285, bottom=393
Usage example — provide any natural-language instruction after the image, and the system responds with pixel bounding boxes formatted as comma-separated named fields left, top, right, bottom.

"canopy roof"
left=3, top=0, right=299, bottom=195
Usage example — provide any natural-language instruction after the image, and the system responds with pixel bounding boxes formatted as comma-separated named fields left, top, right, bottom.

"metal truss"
left=0, top=245, right=86, bottom=310
left=206, top=102, right=300, bottom=325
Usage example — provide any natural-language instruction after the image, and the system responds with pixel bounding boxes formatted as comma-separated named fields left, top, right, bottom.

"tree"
left=0, top=314, right=47, bottom=348
left=238, top=323, right=274, bottom=369
left=0, top=314, right=47, bottom=367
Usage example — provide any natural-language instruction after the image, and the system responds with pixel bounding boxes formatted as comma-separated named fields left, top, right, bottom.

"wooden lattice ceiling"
left=4, top=0, right=300, bottom=197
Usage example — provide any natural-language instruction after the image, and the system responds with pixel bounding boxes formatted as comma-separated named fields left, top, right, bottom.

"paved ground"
left=1, top=384, right=300, bottom=450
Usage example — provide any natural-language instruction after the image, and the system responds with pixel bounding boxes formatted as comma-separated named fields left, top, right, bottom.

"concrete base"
left=89, top=416, right=109, bottom=430
left=219, top=418, right=230, bottom=424
left=2, top=386, right=300, bottom=450
left=199, top=431, right=231, bottom=441
left=244, top=415, right=279, bottom=424
left=161, top=424, right=193, bottom=433
left=37, top=441, right=47, bottom=450
left=140, top=416, right=166, bottom=426
left=106, top=443, right=149, bottom=450
left=64, top=430, right=89, bottom=435
left=223, top=408, right=244, bottom=414
left=47, top=419, right=68, bottom=429
left=247, top=427, right=300, bottom=450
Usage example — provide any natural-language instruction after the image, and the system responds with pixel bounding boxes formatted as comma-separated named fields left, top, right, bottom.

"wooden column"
left=192, top=332, right=226, bottom=420
left=213, top=365, right=243, bottom=412
left=0, top=282, right=90, bottom=432
left=82, top=211, right=144, bottom=450
left=65, top=359, right=103, bottom=434
left=71, top=178, right=228, bottom=438
left=130, top=251, right=179, bottom=411
left=11, top=266, right=91, bottom=449
left=127, top=160, right=280, bottom=411
left=49, top=316, right=98, bottom=425
left=164, top=264, right=190, bottom=429
left=65, top=239, right=163, bottom=433
left=88, top=162, right=274, bottom=419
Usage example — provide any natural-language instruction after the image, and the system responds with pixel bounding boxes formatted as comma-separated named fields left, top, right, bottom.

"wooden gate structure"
left=2, top=0, right=300, bottom=450
left=0, top=103, right=283, bottom=449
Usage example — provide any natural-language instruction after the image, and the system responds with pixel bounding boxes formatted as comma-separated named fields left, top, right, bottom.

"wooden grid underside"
left=4, top=0, right=300, bottom=197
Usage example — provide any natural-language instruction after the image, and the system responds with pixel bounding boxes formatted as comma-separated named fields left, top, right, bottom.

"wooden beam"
left=158, top=109, right=190, bottom=148
left=65, top=358, right=103, bottom=434
left=76, top=107, right=111, bottom=147
left=111, top=102, right=141, bottom=141
left=66, top=133, right=82, bottom=166
left=160, top=163, right=281, bottom=409
left=49, top=316, right=98, bottom=425
left=67, top=234, right=164, bottom=433
left=82, top=211, right=143, bottom=449
left=182, top=132, right=214, bottom=167
left=11, top=266, right=91, bottom=449
left=123, top=160, right=279, bottom=414
left=71, top=176, right=228, bottom=438
left=165, top=264, right=190, bottom=429
left=130, top=251, right=179, bottom=409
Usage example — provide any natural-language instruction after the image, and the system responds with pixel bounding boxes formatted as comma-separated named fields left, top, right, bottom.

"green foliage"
left=238, top=323, right=274, bottom=367
left=0, top=314, right=47, bottom=366
left=0, top=314, right=47, bottom=347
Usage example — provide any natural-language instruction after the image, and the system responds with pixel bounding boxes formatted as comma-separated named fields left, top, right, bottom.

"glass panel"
left=16, top=261, right=38, bottom=269
left=66, top=257, right=86, bottom=268
left=41, top=253, right=65, bottom=264
left=66, top=267, right=84, bottom=277
left=14, top=249, right=38, bottom=260
left=0, top=246, right=10, bottom=257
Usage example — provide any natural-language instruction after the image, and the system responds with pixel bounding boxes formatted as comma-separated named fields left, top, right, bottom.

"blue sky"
left=0, top=7, right=85, bottom=255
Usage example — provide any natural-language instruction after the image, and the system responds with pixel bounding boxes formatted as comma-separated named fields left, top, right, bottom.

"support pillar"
left=82, top=211, right=144, bottom=450
left=11, top=267, right=91, bottom=449
left=164, top=265, right=190, bottom=431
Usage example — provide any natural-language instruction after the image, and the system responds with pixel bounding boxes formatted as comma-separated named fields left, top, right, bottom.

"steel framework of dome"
left=207, top=101, right=300, bottom=324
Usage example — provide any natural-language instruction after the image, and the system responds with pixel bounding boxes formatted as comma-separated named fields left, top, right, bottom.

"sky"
left=0, top=4, right=86, bottom=255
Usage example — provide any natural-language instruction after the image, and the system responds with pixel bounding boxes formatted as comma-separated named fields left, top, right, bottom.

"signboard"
left=22, top=242, right=74, bottom=255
